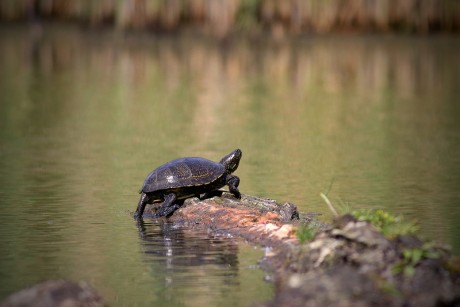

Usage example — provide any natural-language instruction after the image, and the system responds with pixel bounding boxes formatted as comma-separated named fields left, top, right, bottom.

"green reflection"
left=0, top=25, right=459, bottom=305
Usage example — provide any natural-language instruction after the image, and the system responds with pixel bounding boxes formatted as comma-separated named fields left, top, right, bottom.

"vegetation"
left=320, top=192, right=418, bottom=239
left=288, top=200, right=459, bottom=305
left=393, top=243, right=444, bottom=276
left=316, top=192, right=452, bottom=281
left=295, top=224, right=317, bottom=243
left=349, top=209, right=419, bottom=239
left=1, top=0, right=459, bottom=36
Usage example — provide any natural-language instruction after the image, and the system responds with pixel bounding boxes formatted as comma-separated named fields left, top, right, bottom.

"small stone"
left=1, top=280, right=104, bottom=307
left=288, top=274, right=304, bottom=288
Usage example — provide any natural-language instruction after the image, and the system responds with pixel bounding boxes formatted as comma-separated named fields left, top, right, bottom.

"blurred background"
left=1, top=0, right=460, bottom=35
left=1, top=1, right=459, bottom=306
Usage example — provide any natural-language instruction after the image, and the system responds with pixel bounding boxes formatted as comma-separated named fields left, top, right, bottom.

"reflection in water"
left=0, top=24, right=459, bottom=305
left=135, top=219, right=270, bottom=306
left=137, top=219, right=238, bottom=281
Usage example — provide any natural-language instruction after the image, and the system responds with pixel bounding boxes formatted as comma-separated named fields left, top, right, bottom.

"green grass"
left=320, top=192, right=419, bottom=239
left=295, top=224, right=317, bottom=243
left=393, top=243, right=444, bottom=276
left=349, top=209, right=419, bottom=238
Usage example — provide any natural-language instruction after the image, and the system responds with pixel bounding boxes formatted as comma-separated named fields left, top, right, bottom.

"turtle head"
left=220, top=149, right=242, bottom=174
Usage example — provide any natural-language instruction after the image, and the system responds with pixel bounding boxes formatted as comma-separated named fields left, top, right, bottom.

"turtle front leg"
left=153, top=193, right=178, bottom=218
left=226, top=175, right=241, bottom=199
left=134, top=193, right=149, bottom=219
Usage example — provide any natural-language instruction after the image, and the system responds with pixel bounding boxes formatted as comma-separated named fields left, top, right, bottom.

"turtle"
left=134, top=149, right=242, bottom=219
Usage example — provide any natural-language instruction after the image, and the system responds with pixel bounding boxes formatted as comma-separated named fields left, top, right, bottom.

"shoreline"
left=145, top=192, right=460, bottom=306
left=3, top=192, right=459, bottom=306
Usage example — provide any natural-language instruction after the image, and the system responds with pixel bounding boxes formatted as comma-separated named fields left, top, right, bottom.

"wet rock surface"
left=1, top=280, right=105, bottom=307
left=144, top=192, right=308, bottom=248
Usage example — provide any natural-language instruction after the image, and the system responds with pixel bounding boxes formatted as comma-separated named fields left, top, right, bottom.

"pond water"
left=0, top=25, right=459, bottom=305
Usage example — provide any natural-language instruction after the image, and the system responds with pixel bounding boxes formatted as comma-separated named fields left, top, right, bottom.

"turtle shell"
left=141, top=157, right=225, bottom=193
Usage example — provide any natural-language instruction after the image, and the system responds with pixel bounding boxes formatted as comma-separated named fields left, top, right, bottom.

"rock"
left=278, top=202, right=300, bottom=222
left=149, top=192, right=303, bottom=247
left=263, top=211, right=460, bottom=307
left=1, top=280, right=105, bottom=307
left=267, top=266, right=394, bottom=307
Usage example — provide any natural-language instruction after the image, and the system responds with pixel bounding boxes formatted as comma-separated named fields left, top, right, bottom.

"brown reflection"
left=32, top=31, right=460, bottom=104
left=3, top=26, right=456, bottom=114
left=135, top=219, right=240, bottom=304
left=136, top=219, right=239, bottom=272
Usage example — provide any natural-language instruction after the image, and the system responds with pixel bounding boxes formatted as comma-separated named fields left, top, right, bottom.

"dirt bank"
left=265, top=214, right=460, bottom=306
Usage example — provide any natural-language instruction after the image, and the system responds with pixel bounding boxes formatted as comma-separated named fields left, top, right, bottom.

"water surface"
left=0, top=25, right=459, bottom=305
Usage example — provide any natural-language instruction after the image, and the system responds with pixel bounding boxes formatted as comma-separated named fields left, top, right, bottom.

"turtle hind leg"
left=134, top=193, right=149, bottom=219
left=153, top=193, right=178, bottom=218
left=226, top=175, right=241, bottom=199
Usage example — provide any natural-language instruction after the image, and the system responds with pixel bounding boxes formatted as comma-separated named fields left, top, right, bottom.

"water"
left=0, top=24, right=459, bottom=305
